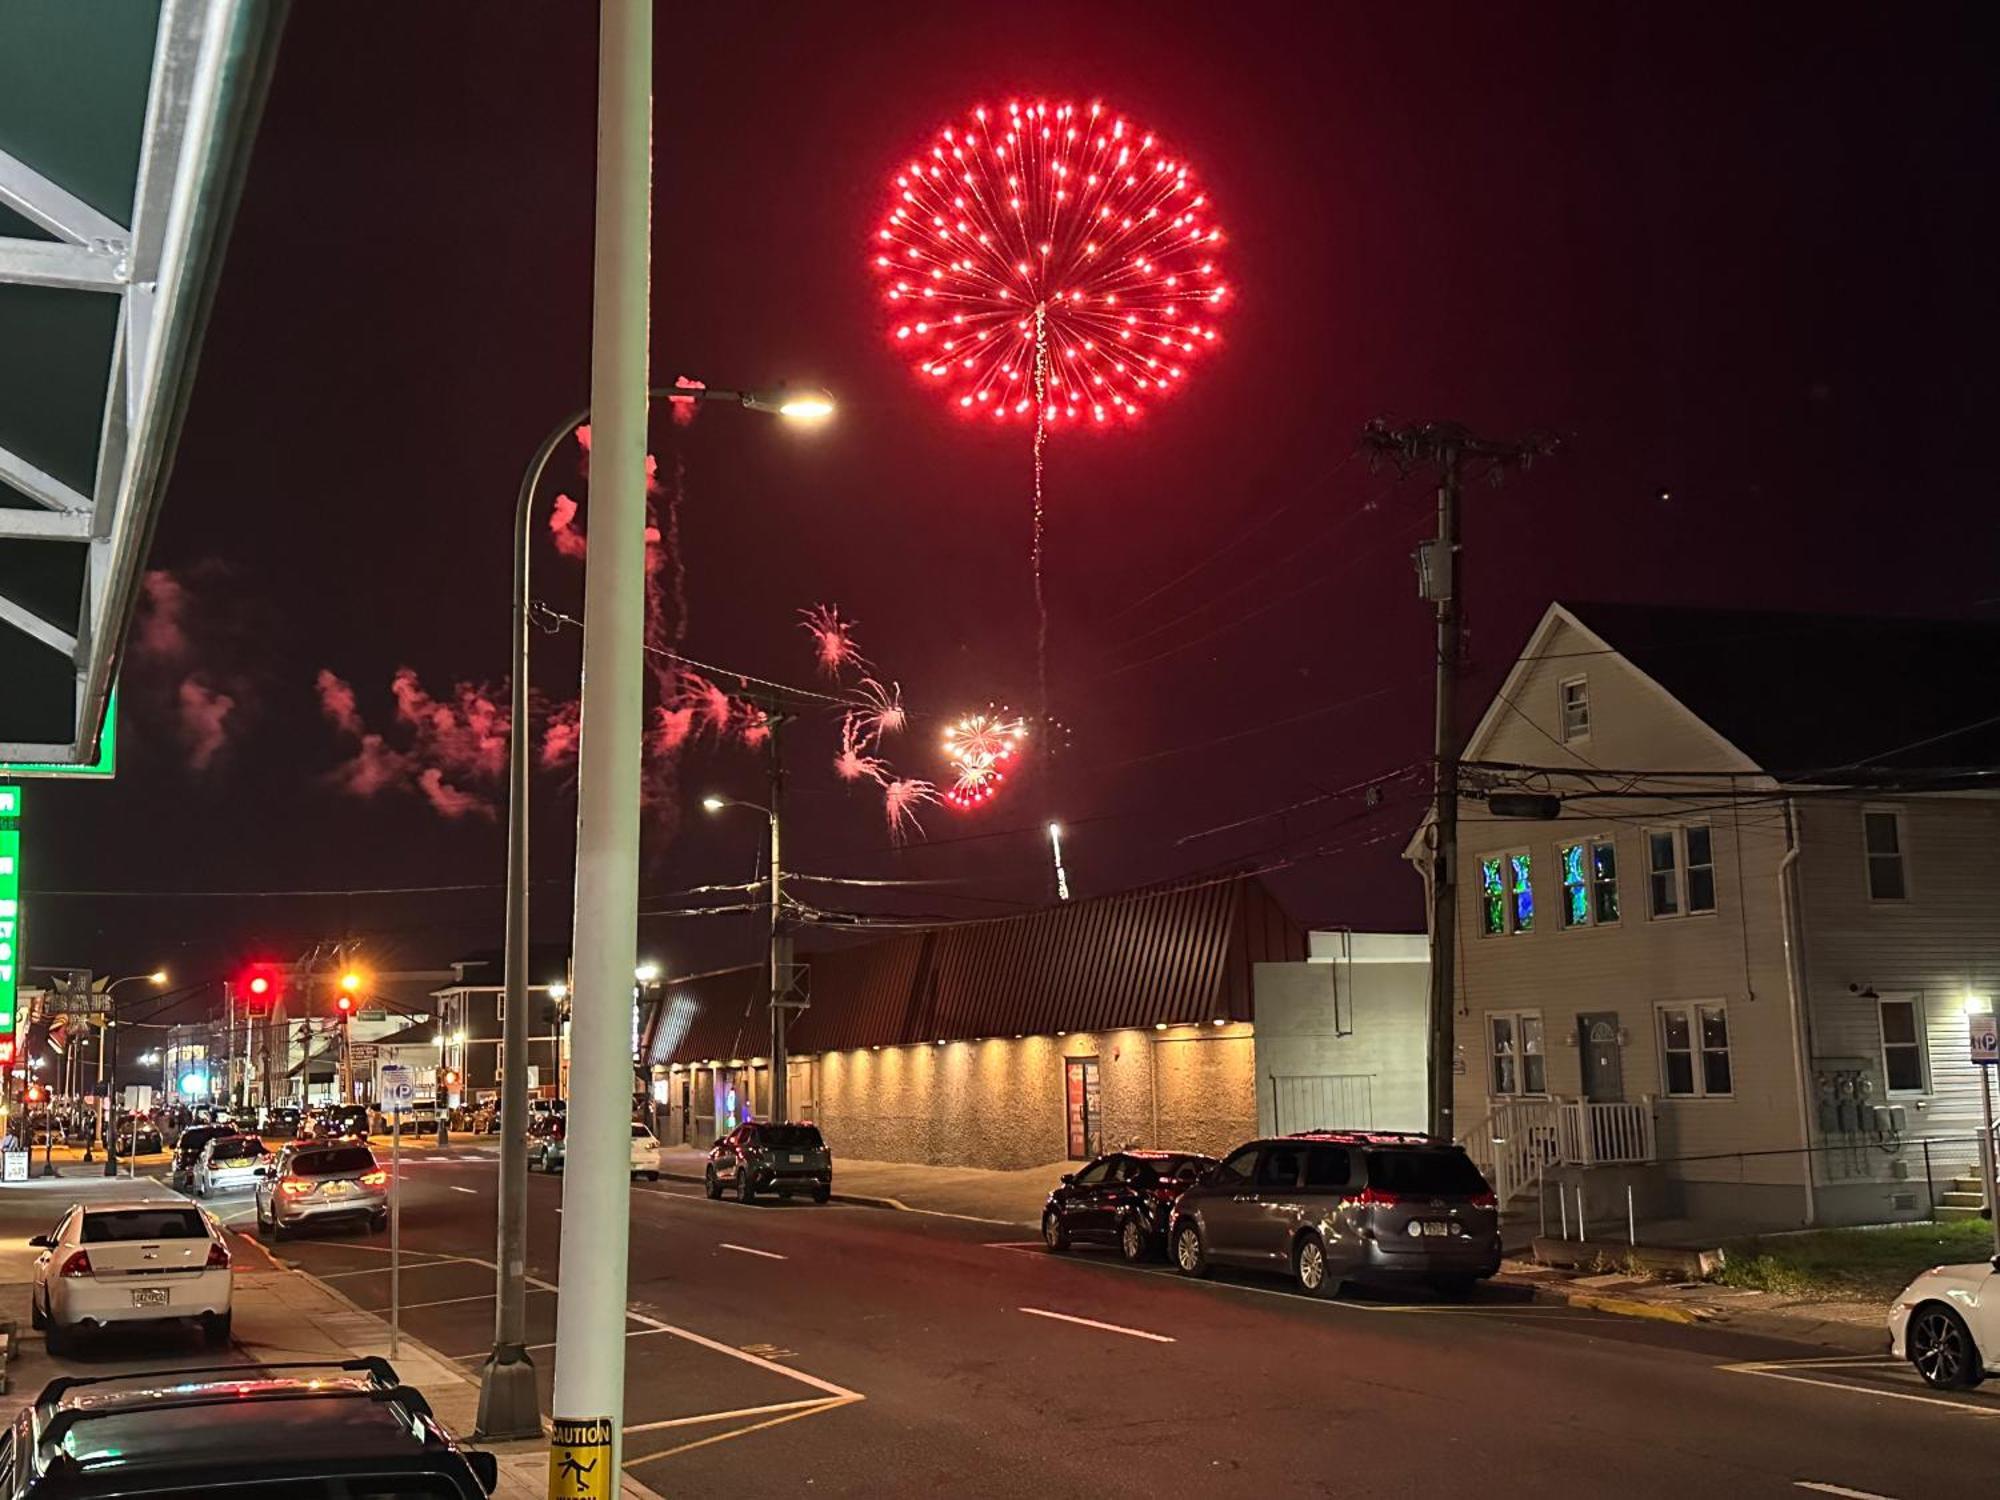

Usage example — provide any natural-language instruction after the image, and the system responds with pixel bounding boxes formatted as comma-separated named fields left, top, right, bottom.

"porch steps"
left=1936, top=1174, right=1990, bottom=1220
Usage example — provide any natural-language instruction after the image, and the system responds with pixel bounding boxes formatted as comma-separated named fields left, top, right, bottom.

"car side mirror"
left=464, top=1450, right=499, bottom=1495
left=253, top=1167, right=269, bottom=1178
left=1060, top=1173, right=1076, bottom=1186
left=28, top=1234, right=51, bottom=1249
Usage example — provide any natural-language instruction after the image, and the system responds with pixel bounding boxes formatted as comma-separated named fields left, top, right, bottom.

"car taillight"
left=206, top=1241, right=231, bottom=1269
left=1468, top=1192, right=1497, bottom=1210
left=1355, top=1186, right=1402, bottom=1207
left=280, top=1178, right=313, bottom=1196
left=361, top=1169, right=388, bottom=1187
left=59, top=1250, right=93, bottom=1278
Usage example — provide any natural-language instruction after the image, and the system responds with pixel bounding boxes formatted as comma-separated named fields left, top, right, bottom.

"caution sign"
left=548, top=1416, right=614, bottom=1500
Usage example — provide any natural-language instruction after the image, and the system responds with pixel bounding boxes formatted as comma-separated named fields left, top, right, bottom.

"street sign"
left=0, top=785, right=20, bottom=1035
left=379, top=1062, right=416, bottom=1114
left=1971, top=1013, right=1999, bottom=1066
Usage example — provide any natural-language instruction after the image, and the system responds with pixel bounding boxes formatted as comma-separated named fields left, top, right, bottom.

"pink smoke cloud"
left=390, top=669, right=508, bottom=781
left=133, top=571, right=191, bottom=661
left=541, top=699, right=581, bottom=768
left=416, top=767, right=491, bottom=820
left=329, top=733, right=411, bottom=797
left=176, top=677, right=234, bottom=770
left=549, top=494, right=588, bottom=559
left=315, top=668, right=364, bottom=737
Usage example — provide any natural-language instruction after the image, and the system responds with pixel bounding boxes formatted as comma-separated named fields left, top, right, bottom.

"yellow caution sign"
left=548, top=1415, right=614, bottom=1500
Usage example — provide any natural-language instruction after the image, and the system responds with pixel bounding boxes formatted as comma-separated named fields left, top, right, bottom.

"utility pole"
left=1362, top=420, right=1556, bottom=1143
left=548, top=1, right=651, bottom=1485
left=768, top=712, right=792, bottom=1122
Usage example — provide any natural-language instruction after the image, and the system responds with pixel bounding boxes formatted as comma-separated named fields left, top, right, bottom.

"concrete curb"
left=1559, top=1291, right=1708, bottom=1325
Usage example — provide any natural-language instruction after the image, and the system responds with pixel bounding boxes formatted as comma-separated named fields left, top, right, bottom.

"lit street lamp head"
left=148, top=969, right=167, bottom=985
left=736, top=387, right=835, bottom=422
left=701, top=795, right=726, bottom=813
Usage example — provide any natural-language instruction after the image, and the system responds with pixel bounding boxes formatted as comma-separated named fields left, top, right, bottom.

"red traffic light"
left=26, top=1083, right=44, bottom=1104
left=239, top=963, right=285, bottom=1006
left=248, top=975, right=270, bottom=996
left=0, top=1038, right=15, bottom=1066
left=336, top=993, right=353, bottom=1016
left=441, top=1068, right=461, bottom=1089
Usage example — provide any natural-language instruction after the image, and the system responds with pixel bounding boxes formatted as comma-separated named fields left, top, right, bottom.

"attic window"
left=1559, top=677, right=1590, bottom=741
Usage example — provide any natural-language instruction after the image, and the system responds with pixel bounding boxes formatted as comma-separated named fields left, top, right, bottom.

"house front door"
left=1578, top=1014, right=1625, bottom=1102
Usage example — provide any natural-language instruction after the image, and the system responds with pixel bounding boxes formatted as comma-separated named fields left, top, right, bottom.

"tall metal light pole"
left=100, top=970, right=166, bottom=1177
left=702, top=770, right=791, bottom=1121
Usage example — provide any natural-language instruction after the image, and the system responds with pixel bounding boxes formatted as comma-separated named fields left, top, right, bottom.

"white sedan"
left=1890, top=1258, right=2000, bottom=1388
left=30, top=1200, right=233, bottom=1354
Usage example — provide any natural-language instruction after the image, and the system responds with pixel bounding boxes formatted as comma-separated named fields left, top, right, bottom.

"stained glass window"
left=1481, top=858, right=1505, bottom=937
left=1592, top=840, right=1620, bottom=923
left=1510, top=853, right=1533, bottom=933
left=1561, top=844, right=1589, bottom=927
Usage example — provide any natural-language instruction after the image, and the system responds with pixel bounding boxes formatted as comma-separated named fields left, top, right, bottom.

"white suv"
left=30, top=1201, right=232, bottom=1354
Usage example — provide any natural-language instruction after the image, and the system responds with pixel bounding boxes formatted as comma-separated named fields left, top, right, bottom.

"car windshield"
left=759, top=1124, right=823, bottom=1149
left=178, top=1128, right=223, bottom=1156
left=212, top=1137, right=266, bottom=1161
left=292, top=1146, right=375, bottom=1176
left=82, top=1208, right=208, bottom=1243
left=1364, top=1148, right=1490, bottom=1198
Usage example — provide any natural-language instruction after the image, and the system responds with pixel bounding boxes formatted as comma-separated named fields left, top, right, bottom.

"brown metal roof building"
left=641, top=875, right=1306, bottom=1170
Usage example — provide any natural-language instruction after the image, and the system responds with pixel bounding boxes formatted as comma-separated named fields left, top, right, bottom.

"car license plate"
left=131, top=1287, right=170, bottom=1308
left=1421, top=1220, right=1452, bottom=1237
left=787, top=1153, right=803, bottom=1164
left=325, top=1181, right=352, bottom=1196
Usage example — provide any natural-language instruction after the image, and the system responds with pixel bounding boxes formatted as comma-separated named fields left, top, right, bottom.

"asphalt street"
left=7, top=1148, right=1999, bottom=1498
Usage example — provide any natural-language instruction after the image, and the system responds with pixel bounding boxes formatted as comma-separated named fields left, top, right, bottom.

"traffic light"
left=239, top=962, right=286, bottom=1006
left=26, top=1082, right=43, bottom=1104
left=0, top=1038, right=14, bottom=1067
left=440, top=1068, right=461, bottom=1091
left=335, top=992, right=354, bottom=1018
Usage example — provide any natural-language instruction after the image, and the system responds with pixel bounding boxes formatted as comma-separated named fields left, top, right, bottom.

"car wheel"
left=44, top=1317, right=70, bottom=1357
left=736, top=1170, right=755, bottom=1204
left=1910, top=1304, right=1983, bottom=1390
left=647, top=1172, right=660, bottom=1182
left=370, top=1211, right=389, bottom=1233
left=1430, top=1274, right=1477, bottom=1301
left=1173, top=1220, right=1210, bottom=1278
left=1294, top=1233, right=1338, bottom=1298
left=704, top=1169, right=722, bottom=1200
left=1042, top=1209, right=1071, bottom=1252
left=203, top=1311, right=232, bottom=1347
left=812, top=1185, right=831, bottom=1204
left=1119, top=1215, right=1152, bottom=1264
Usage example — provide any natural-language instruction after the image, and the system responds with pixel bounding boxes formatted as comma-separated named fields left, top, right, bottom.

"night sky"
left=20, top=2, right=1998, bottom=1027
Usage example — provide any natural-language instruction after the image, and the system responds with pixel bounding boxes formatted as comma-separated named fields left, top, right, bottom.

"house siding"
left=1446, top=614, right=1810, bottom=1219
left=1793, top=794, right=2000, bottom=1220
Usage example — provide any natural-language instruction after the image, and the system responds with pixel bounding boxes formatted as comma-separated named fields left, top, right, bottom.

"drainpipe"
left=1777, top=797, right=1818, bottom=1228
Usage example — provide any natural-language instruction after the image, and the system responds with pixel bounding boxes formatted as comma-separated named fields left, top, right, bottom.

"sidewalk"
left=659, top=1144, right=1055, bottom=1226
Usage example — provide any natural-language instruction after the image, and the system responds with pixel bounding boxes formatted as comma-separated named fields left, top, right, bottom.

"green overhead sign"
left=0, top=785, right=19, bottom=1034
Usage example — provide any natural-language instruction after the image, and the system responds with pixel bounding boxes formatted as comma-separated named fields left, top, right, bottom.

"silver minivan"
left=1168, top=1131, right=1501, bottom=1298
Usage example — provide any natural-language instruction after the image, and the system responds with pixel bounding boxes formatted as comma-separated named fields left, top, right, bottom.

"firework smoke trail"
left=852, top=677, right=906, bottom=740
left=800, top=604, right=866, bottom=677
left=834, top=714, right=886, bottom=782
left=1032, top=302, right=1050, bottom=723
left=882, top=776, right=940, bottom=845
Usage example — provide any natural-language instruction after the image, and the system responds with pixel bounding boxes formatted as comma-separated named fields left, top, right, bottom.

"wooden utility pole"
left=1362, top=420, right=1557, bottom=1142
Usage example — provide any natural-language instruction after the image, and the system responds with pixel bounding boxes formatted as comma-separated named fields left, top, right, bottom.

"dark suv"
left=1042, top=1150, right=1219, bottom=1262
left=0, top=1358, right=498, bottom=1497
left=1168, top=1131, right=1500, bottom=1297
left=706, top=1121, right=832, bottom=1202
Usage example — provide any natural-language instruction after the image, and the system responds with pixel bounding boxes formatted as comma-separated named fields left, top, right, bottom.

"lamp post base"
left=474, top=1344, right=542, bottom=1441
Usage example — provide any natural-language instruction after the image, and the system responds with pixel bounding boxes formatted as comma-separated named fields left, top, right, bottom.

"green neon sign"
left=0, top=785, right=18, bottom=1035
left=0, top=689, right=119, bottom=780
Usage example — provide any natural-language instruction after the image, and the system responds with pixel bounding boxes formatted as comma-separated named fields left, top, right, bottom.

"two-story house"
left=1410, top=601, right=2000, bottom=1235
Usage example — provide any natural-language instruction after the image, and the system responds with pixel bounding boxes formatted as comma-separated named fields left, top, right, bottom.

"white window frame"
left=1657, top=1000, right=1732, bottom=1099
left=1877, top=991, right=1929, bottom=1096
left=1477, top=849, right=1536, bottom=937
left=1559, top=676, right=1590, bottom=742
left=1556, top=835, right=1621, bottom=929
left=1645, top=824, right=1717, bottom=920
left=1862, top=806, right=1912, bottom=903
left=1486, top=1009, right=1549, bottom=1098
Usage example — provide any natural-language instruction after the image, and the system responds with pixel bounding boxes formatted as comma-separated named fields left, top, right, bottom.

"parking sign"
left=379, top=1061, right=416, bottom=1113
left=1970, top=1013, right=1998, bottom=1066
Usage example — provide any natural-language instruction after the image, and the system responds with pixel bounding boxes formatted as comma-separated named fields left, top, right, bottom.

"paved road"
left=8, top=1150, right=1998, bottom=1497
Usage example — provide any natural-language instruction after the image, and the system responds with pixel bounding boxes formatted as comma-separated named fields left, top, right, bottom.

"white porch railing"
left=1467, top=1096, right=1657, bottom=1207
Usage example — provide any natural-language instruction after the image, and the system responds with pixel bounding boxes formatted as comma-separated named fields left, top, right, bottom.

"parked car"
left=528, top=1118, right=661, bottom=1180
left=1168, top=1131, right=1501, bottom=1298
left=260, top=1103, right=303, bottom=1137
left=1891, top=1259, right=2000, bottom=1389
left=255, top=1140, right=389, bottom=1238
left=193, top=1133, right=271, bottom=1196
left=303, top=1104, right=371, bottom=1141
left=527, top=1113, right=566, bottom=1172
left=169, top=1123, right=231, bottom=1191
left=28, top=1201, right=232, bottom=1354
left=401, top=1099, right=441, bottom=1136
left=0, top=1358, right=499, bottom=1496
left=630, top=1120, right=663, bottom=1180
left=705, top=1121, right=832, bottom=1203
left=1042, top=1150, right=1220, bottom=1262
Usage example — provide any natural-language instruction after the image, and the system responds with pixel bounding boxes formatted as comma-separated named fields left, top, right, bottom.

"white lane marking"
left=312, top=1255, right=480, bottom=1279
left=1796, top=1484, right=1900, bottom=1499
left=1722, top=1359, right=2000, bottom=1418
left=1018, top=1306, right=1176, bottom=1343
left=719, top=1243, right=787, bottom=1261
left=448, top=1185, right=478, bottom=1195
left=623, top=1396, right=838, bottom=1436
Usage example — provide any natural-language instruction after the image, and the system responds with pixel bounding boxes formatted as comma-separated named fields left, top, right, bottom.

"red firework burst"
left=873, top=99, right=1229, bottom=425
left=942, top=710, right=1028, bottom=809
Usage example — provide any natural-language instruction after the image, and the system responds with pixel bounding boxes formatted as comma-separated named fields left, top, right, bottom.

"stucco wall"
left=804, top=1025, right=1258, bottom=1170
left=1252, top=945, right=1429, bottom=1134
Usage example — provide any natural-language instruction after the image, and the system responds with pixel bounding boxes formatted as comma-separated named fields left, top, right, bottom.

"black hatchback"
left=705, top=1121, right=833, bottom=1202
left=1168, top=1131, right=1501, bottom=1297
left=0, top=1358, right=497, bottom=1497
left=1042, top=1150, right=1219, bottom=1262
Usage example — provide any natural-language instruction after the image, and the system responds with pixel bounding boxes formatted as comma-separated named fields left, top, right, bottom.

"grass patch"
left=1716, top=1219, right=1994, bottom=1301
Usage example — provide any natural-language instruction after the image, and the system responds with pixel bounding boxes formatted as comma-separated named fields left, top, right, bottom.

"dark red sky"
left=23, top=2, right=1999, bottom=1016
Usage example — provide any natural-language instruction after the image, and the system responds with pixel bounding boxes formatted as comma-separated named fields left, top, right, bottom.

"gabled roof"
left=1559, top=602, right=2000, bottom=774
left=643, top=875, right=1304, bottom=1065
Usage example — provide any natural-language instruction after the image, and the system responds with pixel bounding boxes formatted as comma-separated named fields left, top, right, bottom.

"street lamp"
left=479, top=379, right=833, bottom=1443
left=87, top=969, right=167, bottom=1177
left=702, top=792, right=791, bottom=1123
